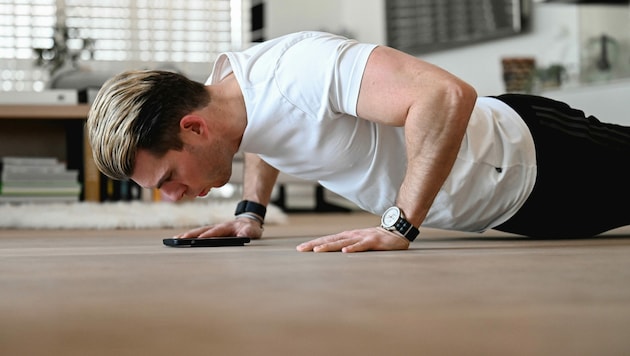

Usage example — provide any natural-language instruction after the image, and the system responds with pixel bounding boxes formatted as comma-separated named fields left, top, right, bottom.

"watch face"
left=381, top=207, right=401, bottom=228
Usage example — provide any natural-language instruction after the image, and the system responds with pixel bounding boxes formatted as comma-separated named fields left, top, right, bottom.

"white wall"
left=422, top=4, right=584, bottom=95
left=266, top=0, right=386, bottom=42
left=267, top=1, right=583, bottom=95
left=265, top=0, right=630, bottom=124
left=266, top=0, right=342, bottom=36
left=544, top=78, right=630, bottom=125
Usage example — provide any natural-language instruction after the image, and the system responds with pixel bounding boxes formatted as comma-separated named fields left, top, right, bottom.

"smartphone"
left=163, top=237, right=251, bottom=247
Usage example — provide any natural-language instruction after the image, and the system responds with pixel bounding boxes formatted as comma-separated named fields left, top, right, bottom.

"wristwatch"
left=380, top=206, right=419, bottom=242
left=235, top=200, right=267, bottom=220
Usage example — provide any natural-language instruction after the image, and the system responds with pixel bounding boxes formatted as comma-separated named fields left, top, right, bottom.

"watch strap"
left=235, top=200, right=267, bottom=220
left=395, top=218, right=419, bottom=242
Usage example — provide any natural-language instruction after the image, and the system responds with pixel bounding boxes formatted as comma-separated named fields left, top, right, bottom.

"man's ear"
left=179, top=114, right=208, bottom=139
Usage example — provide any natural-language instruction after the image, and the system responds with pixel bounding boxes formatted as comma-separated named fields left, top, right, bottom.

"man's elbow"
left=451, top=79, right=477, bottom=107
left=434, top=79, right=477, bottom=135
left=446, top=79, right=477, bottom=120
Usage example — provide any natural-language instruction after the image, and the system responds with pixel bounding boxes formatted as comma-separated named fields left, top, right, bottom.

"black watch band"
left=395, top=218, right=419, bottom=241
left=235, top=200, right=267, bottom=220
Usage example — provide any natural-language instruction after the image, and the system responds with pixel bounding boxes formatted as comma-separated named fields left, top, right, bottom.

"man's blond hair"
left=87, top=70, right=209, bottom=180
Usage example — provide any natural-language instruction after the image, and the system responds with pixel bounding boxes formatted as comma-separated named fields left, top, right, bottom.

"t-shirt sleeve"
left=332, top=39, right=378, bottom=116
left=274, top=32, right=378, bottom=118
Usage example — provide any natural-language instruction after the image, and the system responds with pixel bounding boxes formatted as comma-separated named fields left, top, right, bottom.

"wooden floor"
left=1, top=212, right=630, bottom=356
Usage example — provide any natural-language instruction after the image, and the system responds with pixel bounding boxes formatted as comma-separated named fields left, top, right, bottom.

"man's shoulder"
left=248, top=31, right=348, bottom=54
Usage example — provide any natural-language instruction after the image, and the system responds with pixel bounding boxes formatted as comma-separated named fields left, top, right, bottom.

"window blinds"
left=0, top=0, right=246, bottom=91
left=386, top=0, right=529, bottom=54
left=63, top=0, right=235, bottom=63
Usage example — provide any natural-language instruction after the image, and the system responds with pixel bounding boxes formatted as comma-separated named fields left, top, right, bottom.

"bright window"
left=0, top=0, right=248, bottom=91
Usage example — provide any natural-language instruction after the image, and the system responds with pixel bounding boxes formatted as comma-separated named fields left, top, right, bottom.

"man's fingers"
left=197, top=225, right=230, bottom=238
left=173, top=225, right=214, bottom=239
left=341, top=240, right=372, bottom=253
left=297, top=228, right=411, bottom=253
left=312, top=239, right=357, bottom=252
left=172, top=219, right=264, bottom=240
left=296, top=234, right=355, bottom=252
left=296, top=236, right=330, bottom=252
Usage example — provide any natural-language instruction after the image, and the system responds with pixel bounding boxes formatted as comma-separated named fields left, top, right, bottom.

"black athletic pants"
left=492, top=94, right=630, bottom=237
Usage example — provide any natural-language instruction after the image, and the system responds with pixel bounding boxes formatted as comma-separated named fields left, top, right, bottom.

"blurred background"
left=1, top=0, right=629, bottom=206
left=1, top=0, right=629, bottom=96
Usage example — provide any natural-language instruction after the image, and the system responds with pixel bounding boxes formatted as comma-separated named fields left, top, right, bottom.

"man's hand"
left=296, top=227, right=410, bottom=253
left=173, top=218, right=264, bottom=239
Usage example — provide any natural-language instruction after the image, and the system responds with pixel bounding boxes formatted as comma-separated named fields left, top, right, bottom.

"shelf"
left=0, top=105, right=90, bottom=120
left=0, top=104, right=99, bottom=201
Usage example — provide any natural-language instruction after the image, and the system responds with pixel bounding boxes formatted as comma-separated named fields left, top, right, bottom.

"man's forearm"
left=242, top=153, right=279, bottom=206
left=396, top=82, right=477, bottom=228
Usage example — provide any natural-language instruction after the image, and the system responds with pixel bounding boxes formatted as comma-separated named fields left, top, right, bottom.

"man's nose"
left=160, top=186, right=185, bottom=201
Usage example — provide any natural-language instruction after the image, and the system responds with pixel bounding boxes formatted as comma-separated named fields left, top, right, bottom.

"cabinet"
left=0, top=105, right=100, bottom=201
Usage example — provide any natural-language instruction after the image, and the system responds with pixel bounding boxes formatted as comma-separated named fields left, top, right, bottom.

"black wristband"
left=395, top=218, right=419, bottom=242
left=235, top=200, right=267, bottom=220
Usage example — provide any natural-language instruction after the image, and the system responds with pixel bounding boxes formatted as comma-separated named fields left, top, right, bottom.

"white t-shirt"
left=207, top=31, right=537, bottom=233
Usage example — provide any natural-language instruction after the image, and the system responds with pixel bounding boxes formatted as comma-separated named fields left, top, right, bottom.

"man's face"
left=131, top=141, right=233, bottom=201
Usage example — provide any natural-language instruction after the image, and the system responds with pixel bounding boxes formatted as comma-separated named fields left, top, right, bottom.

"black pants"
left=492, top=94, right=630, bottom=237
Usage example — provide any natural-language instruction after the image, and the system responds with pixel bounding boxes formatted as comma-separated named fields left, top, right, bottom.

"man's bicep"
left=356, top=46, right=462, bottom=126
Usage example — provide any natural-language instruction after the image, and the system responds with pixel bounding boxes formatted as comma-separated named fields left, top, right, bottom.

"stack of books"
left=0, top=156, right=82, bottom=204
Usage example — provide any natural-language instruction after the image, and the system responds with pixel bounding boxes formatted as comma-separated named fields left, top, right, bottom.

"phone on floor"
left=163, top=237, right=251, bottom=247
